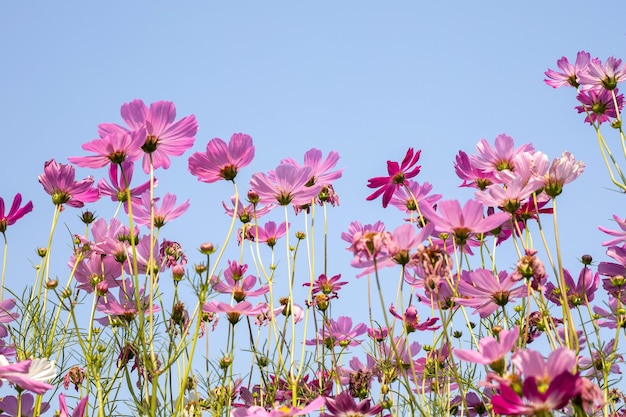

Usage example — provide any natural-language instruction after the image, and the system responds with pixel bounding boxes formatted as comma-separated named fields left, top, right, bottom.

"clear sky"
left=1, top=0, right=626, bottom=378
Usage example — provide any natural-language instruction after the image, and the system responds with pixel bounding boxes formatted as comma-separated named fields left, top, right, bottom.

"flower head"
left=131, top=191, right=190, bottom=229
left=189, top=133, right=255, bottom=183
left=578, top=56, right=626, bottom=91
left=321, top=391, right=382, bottom=417
left=0, top=194, right=33, bottom=234
left=544, top=51, right=591, bottom=88
left=576, top=88, right=624, bottom=125
left=68, top=129, right=146, bottom=168
left=455, top=269, right=527, bottom=318
left=250, top=164, right=321, bottom=207
left=366, top=147, right=421, bottom=208
left=38, top=159, right=99, bottom=208
left=98, top=161, right=153, bottom=204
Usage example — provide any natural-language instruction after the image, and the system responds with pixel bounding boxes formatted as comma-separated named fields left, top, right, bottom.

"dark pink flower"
left=455, top=269, right=526, bottom=318
left=0, top=194, right=33, bottom=234
left=131, top=191, right=189, bottom=228
left=38, top=159, right=99, bottom=208
left=576, top=88, right=624, bottom=125
left=303, top=273, right=348, bottom=297
left=544, top=51, right=591, bottom=88
left=366, top=147, right=421, bottom=208
left=100, top=99, right=198, bottom=173
left=98, top=161, right=152, bottom=204
left=71, top=252, right=122, bottom=294
left=599, top=214, right=626, bottom=246
left=389, top=304, right=439, bottom=333
left=491, top=371, right=580, bottom=416
left=250, top=164, right=321, bottom=207
left=188, top=133, right=254, bottom=183
left=454, top=150, right=496, bottom=190
left=68, top=129, right=146, bottom=168
left=321, top=391, right=382, bottom=417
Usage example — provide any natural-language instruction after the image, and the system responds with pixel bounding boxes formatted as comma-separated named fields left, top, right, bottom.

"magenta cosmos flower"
left=99, top=99, right=198, bottom=173
left=303, top=273, right=348, bottom=297
left=68, top=128, right=146, bottom=168
left=599, top=214, right=626, bottom=246
left=131, top=191, right=190, bottom=228
left=321, top=391, right=382, bottom=417
left=544, top=266, right=599, bottom=307
left=250, top=164, right=321, bottom=207
left=222, top=196, right=273, bottom=224
left=366, top=147, right=421, bottom=208
left=188, top=133, right=255, bottom=183
left=231, top=396, right=325, bottom=417
left=0, top=193, right=33, bottom=234
left=544, top=51, right=591, bottom=88
left=38, top=159, right=99, bottom=208
left=575, top=88, right=624, bottom=125
left=0, top=393, right=49, bottom=417
left=419, top=199, right=510, bottom=246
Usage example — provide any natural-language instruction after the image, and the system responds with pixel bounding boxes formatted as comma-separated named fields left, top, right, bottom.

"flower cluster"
left=1, top=55, right=626, bottom=417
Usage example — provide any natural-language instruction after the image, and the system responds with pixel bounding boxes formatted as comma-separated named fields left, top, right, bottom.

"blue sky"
left=1, top=0, right=626, bottom=397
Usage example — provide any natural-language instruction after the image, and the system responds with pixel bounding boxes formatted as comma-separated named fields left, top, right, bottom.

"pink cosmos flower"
left=373, top=336, right=421, bottom=369
left=578, top=339, right=622, bottom=379
left=543, top=151, right=585, bottom=198
left=455, top=269, right=527, bottom=318
left=96, top=279, right=160, bottom=326
left=419, top=199, right=510, bottom=246
left=68, top=129, right=146, bottom=168
left=71, top=252, right=122, bottom=293
left=253, top=221, right=288, bottom=248
left=98, top=161, right=153, bottom=204
left=0, top=393, right=50, bottom=417
left=454, top=326, right=519, bottom=366
left=202, top=301, right=267, bottom=325
left=100, top=99, right=198, bottom=173
left=599, top=214, right=626, bottom=246
left=321, top=391, right=382, bottom=417
left=544, top=51, right=591, bottom=88
left=38, top=159, right=100, bottom=208
left=0, top=194, right=33, bottom=234
left=223, top=196, right=274, bottom=224
left=388, top=180, right=442, bottom=217
left=231, top=396, right=325, bottom=417
left=470, top=134, right=534, bottom=174
left=0, top=299, right=18, bottom=338
left=475, top=175, right=544, bottom=214
left=544, top=266, right=599, bottom=307
left=513, top=346, right=577, bottom=382
left=593, top=297, right=626, bottom=329
left=454, top=150, right=496, bottom=190
left=124, top=236, right=165, bottom=276
left=188, top=133, right=255, bottom=183
left=0, top=355, right=54, bottom=394
left=578, top=56, right=626, bottom=91
left=366, top=147, right=421, bottom=208
left=342, top=220, right=388, bottom=260
left=389, top=304, right=439, bottom=333
left=211, top=266, right=268, bottom=303
left=306, top=316, right=368, bottom=348
left=130, top=191, right=190, bottom=228
left=303, top=273, right=348, bottom=297
left=576, top=88, right=624, bottom=125
left=58, top=394, right=89, bottom=417
left=491, top=371, right=580, bottom=416
left=250, top=164, right=321, bottom=207
left=281, top=148, right=343, bottom=188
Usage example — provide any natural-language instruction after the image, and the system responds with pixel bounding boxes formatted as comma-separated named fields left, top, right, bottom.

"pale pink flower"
left=388, top=180, right=442, bottom=216
left=38, top=159, right=99, bottom=208
left=454, top=150, right=496, bottom=190
left=231, top=396, right=325, bottom=417
left=544, top=151, right=585, bottom=198
left=281, top=148, right=343, bottom=187
left=188, top=133, right=255, bottom=183
left=202, top=301, right=267, bottom=325
left=306, top=316, right=368, bottom=348
left=578, top=56, right=626, bottom=91
left=250, top=164, right=321, bottom=207
left=470, top=134, right=534, bottom=174
left=0, top=355, right=54, bottom=394
left=98, top=161, right=153, bottom=204
left=454, top=326, right=519, bottom=365
left=222, top=196, right=273, bottom=224
left=130, top=191, right=190, bottom=228
left=419, top=199, right=510, bottom=246
left=544, top=51, right=591, bottom=88
left=100, top=99, right=198, bottom=173
left=68, top=129, right=146, bottom=168
left=455, top=269, right=527, bottom=318
left=211, top=267, right=268, bottom=302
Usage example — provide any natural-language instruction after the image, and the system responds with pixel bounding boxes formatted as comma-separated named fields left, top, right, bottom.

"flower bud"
left=37, top=247, right=48, bottom=258
left=45, top=279, right=58, bottom=289
left=80, top=210, right=97, bottom=225
left=199, top=242, right=215, bottom=255
left=247, top=190, right=259, bottom=205
left=172, top=265, right=185, bottom=282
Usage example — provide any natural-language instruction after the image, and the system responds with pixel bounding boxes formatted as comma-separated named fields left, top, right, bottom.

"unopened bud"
left=247, top=190, right=259, bottom=205
left=199, top=242, right=215, bottom=255
left=45, top=279, right=58, bottom=289
left=37, top=247, right=47, bottom=258
left=172, top=265, right=185, bottom=281
left=80, top=210, right=97, bottom=225
left=581, top=254, right=593, bottom=265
